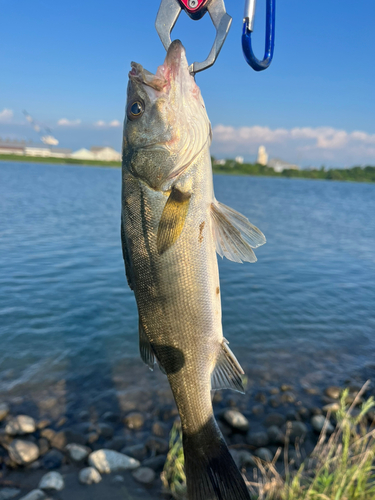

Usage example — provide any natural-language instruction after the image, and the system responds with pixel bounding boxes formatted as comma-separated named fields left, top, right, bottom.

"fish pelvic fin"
left=211, top=339, right=245, bottom=394
left=183, top=417, right=251, bottom=500
left=157, top=187, right=191, bottom=255
left=139, top=321, right=155, bottom=370
left=211, top=200, right=266, bottom=264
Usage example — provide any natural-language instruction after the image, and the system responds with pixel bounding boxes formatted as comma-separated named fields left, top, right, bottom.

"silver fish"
left=121, top=40, right=265, bottom=500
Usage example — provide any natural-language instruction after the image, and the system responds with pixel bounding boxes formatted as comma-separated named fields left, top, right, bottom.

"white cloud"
left=94, top=119, right=122, bottom=128
left=57, top=118, right=81, bottom=126
left=212, top=124, right=375, bottom=166
left=0, top=108, right=13, bottom=122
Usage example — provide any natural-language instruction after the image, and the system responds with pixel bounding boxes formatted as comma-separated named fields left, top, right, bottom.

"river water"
left=1, top=161, right=375, bottom=418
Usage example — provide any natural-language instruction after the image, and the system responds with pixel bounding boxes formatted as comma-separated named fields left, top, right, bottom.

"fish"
left=121, top=40, right=266, bottom=500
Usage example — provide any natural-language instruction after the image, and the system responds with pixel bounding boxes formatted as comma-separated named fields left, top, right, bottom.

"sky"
left=1, top=0, right=375, bottom=167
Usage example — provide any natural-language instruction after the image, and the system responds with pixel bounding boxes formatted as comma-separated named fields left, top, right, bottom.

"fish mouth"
left=129, top=40, right=196, bottom=97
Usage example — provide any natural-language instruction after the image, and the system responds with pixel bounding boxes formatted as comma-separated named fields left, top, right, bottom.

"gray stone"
left=5, top=416, right=36, bottom=436
left=267, top=426, right=285, bottom=445
left=251, top=404, right=264, bottom=416
left=246, top=431, right=269, bottom=448
left=269, top=395, right=281, bottom=408
left=8, top=439, right=39, bottom=465
left=97, top=423, right=114, bottom=439
left=102, top=411, right=121, bottom=423
left=0, top=488, right=21, bottom=500
left=38, top=438, right=49, bottom=456
left=88, top=449, right=140, bottom=473
left=222, top=410, right=249, bottom=432
left=124, top=412, right=145, bottom=430
left=311, top=415, right=334, bottom=434
left=282, top=421, right=308, bottom=442
left=254, top=447, right=273, bottom=462
left=86, top=432, right=99, bottom=444
left=322, top=402, right=340, bottom=413
left=142, top=454, right=166, bottom=472
left=132, top=467, right=156, bottom=485
left=146, top=437, right=169, bottom=455
left=121, top=444, right=148, bottom=461
left=254, top=392, right=267, bottom=404
left=264, top=413, right=286, bottom=428
left=0, top=403, right=10, bottom=422
left=51, top=430, right=86, bottom=449
left=105, top=436, right=128, bottom=451
left=38, top=471, right=65, bottom=491
left=237, top=450, right=257, bottom=468
left=298, top=407, right=311, bottom=420
left=324, top=386, right=341, bottom=400
left=79, top=467, right=102, bottom=485
left=286, top=411, right=299, bottom=422
left=42, top=449, right=64, bottom=469
left=152, top=421, right=168, bottom=437
left=65, top=443, right=91, bottom=462
left=18, top=490, right=45, bottom=500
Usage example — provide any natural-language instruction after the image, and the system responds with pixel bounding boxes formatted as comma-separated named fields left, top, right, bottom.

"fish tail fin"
left=183, top=417, right=250, bottom=500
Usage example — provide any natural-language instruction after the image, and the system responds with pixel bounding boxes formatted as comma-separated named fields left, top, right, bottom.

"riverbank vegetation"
left=1, top=153, right=375, bottom=182
left=163, top=386, right=375, bottom=500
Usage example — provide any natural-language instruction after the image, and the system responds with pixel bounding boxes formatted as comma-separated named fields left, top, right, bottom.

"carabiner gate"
left=242, top=0, right=275, bottom=71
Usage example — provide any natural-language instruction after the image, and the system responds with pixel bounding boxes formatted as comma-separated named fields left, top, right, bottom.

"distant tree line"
left=211, top=159, right=375, bottom=183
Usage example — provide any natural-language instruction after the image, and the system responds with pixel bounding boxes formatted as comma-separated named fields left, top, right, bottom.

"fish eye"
left=127, top=100, right=144, bottom=120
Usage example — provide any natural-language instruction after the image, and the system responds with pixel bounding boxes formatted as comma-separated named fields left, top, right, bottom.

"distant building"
left=213, top=159, right=226, bottom=165
left=71, top=148, right=96, bottom=160
left=257, top=145, right=268, bottom=166
left=90, top=146, right=121, bottom=162
left=235, top=156, right=244, bottom=164
left=0, top=139, right=27, bottom=155
left=25, top=146, right=51, bottom=157
left=267, top=158, right=299, bottom=173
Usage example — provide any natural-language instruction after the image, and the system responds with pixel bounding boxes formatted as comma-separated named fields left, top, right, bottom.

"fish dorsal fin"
left=210, top=200, right=266, bottom=263
left=211, top=339, right=245, bottom=393
left=157, top=187, right=191, bottom=255
left=139, top=321, right=155, bottom=371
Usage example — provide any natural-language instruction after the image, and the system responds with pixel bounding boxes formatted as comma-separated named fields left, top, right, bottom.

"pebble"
left=252, top=404, right=264, bottom=416
left=142, top=455, right=167, bottom=472
left=37, top=420, right=51, bottom=431
left=39, top=472, right=65, bottom=491
left=222, top=410, right=249, bottom=432
left=281, top=384, right=293, bottom=392
left=0, top=488, right=21, bottom=500
left=311, top=415, right=335, bottom=434
left=254, top=448, right=273, bottom=462
left=111, top=475, right=125, bottom=483
left=322, top=402, right=340, bottom=413
left=88, top=449, right=140, bottom=473
left=298, top=407, right=311, bottom=420
left=124, top=412, right=145, bottom=430
left=269, top=387, right=280, bottom=395
left=281, top=392, right=296, bottom=404
left=254, top=392, right=267, bottom=404
left=97, top=423, right=114, bottom=439
left=324, top=386, right=341, bottom=400
left=121, top=444, right=148, bottom=461
left=51, top=430, right=86, bottom=449
left=0, top=403, right=10, bottom=422
left=146, top=437, right=169, bottom=455
left=40, top=429, right=55, bottom=443
left=267, top=426, right=285, bottom=445
left=132, top=467, right=156, bottom=485
left=65, top=443, right=91, bottom=462
left=18, top=490, right=45, bottom=500
left=304, top=387, right=320, bottom=395
left=38, top=438, right=50, bottom=456
left=42, top=450, right=64, bottom=469
left=246, top=431, right=269, bottom=448
left=105, top=436, right=128, bottom=451
left=264, top=413, right=286, bottom=428
left=102, top=411, right=121, bottom=423
left=86, top=432, right=100, bottom=444
left=268, top=395, right=281, bottom=408
left=8, top=439, right=39, bottom=465
left=282, top=421, right=308, bottom=442
left=237, top=450, right=257, bottom=468
left=152, top=421, right=168, bottom=437
left=5, top=416, right=36, bottom=436
left=79, top=467, right=102, bottom=485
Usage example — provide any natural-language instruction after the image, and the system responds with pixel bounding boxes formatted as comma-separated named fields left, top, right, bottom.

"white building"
left=257, top=145, right=268, bottom=166
left=235, top=156, right=244, bottom=164
left=90, top=147, right=121, bottom=162
left=267, top=158, right=299, bottom=173
left=71, top=148, right=96, bottom=160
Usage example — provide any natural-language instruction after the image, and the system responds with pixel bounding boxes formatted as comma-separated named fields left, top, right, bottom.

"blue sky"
left=1, top=0, right=375, bottom=167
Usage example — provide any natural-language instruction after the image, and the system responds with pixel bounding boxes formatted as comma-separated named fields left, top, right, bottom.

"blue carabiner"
left=242, top=0, right=275, bottom=71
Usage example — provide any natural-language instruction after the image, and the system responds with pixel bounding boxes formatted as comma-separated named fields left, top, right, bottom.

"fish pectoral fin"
left=157, top=187, right=191, bottom=255
left=211, top=339, right=245, bottom=394
left=139, top=321, right=155, bottom=371
left=211, top=199, right=266, bottom=263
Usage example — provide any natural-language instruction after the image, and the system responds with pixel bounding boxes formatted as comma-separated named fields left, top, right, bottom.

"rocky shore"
left=1, top=378, right=374, bottom=500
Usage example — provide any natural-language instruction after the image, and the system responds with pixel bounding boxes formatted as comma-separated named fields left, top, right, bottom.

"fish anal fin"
left=211, top=339, right=245, bottom=394
left=157, top=187, right=191, bottom=255
left=211, top=200, right=266, bottom=264
left=139, top=321, right=155, bottom=371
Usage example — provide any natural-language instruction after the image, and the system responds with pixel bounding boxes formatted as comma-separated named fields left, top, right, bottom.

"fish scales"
left=121, top=40, right=265, bottom=500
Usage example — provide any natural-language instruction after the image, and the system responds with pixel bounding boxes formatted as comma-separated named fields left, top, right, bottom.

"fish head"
left=123, top=40, right=211, bottom=189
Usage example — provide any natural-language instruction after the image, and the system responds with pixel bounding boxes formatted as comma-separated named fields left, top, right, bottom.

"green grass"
left=0, top=153, right=121, bottom=167
left=162, top=385, right=375, bottom=500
